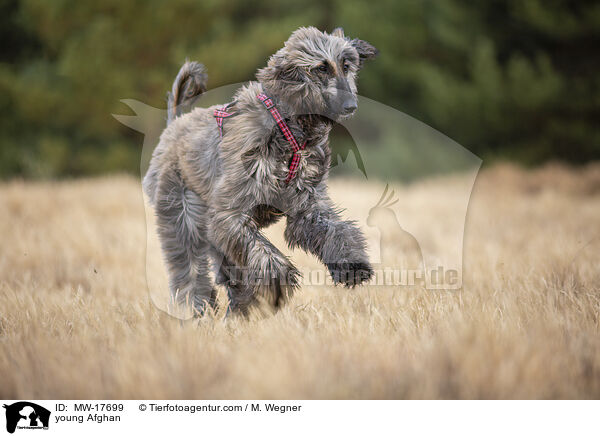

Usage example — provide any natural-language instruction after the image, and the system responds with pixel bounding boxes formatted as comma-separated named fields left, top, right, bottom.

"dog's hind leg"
left=155, top=169, right=216, bottom=315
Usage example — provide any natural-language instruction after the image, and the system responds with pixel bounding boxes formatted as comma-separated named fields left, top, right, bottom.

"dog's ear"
left=277, top=61, right=305, bottom=83
left=332, top=27, right=345, bottom=38
left=351, top=38, right=378, bottom=67
left=256, top=53, right=305, bottom=85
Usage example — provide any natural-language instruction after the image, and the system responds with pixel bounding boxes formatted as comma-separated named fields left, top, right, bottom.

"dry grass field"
left=1, top=163, right=599, bottom=399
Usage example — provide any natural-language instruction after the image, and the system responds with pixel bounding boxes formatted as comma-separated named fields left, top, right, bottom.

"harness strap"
left=213, top=104, right=234, bottom=137
left=256, top=93, right=307, bottom=183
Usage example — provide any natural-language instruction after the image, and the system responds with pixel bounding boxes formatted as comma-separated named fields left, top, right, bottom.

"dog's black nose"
left=342, top=100, right=357, bottom=114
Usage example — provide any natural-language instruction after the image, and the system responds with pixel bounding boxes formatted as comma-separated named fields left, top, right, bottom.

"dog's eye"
left=316, top=64, right=329, bottom=74
left=342, top=63, right=350, bottom=73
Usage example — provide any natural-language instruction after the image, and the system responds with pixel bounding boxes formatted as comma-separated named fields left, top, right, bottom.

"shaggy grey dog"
left=144, top=26, right=378, bottom=314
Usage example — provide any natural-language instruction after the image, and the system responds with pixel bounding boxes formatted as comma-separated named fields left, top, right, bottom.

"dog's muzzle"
left=342, top=98, right=357, bottom=115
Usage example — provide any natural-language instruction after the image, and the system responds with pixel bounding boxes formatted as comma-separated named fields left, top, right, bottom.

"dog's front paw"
left=326, top=261, right=373, bottom=288
left=272, top=261, right=301, bottom=291
left=250, top=254, right=301, bottom=307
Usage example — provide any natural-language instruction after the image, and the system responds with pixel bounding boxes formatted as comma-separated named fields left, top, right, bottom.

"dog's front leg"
left=284, top=191, right=373, bottom=287
left=208, top=210, right=300, bottom=310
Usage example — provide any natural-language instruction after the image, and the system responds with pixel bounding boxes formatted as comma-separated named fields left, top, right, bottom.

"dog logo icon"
left=2, top=402, right=50, bottom=434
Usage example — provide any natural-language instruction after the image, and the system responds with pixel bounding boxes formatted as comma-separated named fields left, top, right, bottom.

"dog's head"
left=256, top=27, right=377, bottom=120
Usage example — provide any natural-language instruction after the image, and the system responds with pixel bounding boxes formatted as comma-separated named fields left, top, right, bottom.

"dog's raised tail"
left=167, top=61, right=207, bottom=125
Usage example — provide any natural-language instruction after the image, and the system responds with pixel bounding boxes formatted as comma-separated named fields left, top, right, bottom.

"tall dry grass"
left=1, top=163, right=599, bottom=399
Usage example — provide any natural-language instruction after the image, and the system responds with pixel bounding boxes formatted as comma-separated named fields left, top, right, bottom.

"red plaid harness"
left=213, top=93, right=307, bottom=183
left=213, top=103, right=235, bottom=138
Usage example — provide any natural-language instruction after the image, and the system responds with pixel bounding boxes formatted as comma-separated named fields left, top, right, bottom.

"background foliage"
left=1, top=0, right=599, bottom=178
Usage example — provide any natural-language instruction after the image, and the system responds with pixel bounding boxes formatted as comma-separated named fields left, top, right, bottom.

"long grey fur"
left=144, top=27, right=378, bottom=314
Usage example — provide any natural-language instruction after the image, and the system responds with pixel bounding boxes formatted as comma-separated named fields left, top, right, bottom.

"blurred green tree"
left=0, top=0, right=598, bottom=178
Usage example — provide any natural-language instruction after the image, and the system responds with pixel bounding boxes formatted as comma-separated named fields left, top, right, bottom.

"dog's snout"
left=342, top=99, right=357, bottom=114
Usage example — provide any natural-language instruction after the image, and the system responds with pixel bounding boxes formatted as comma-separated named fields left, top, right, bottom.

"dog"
left=144, top=26, right=378, bottom=314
